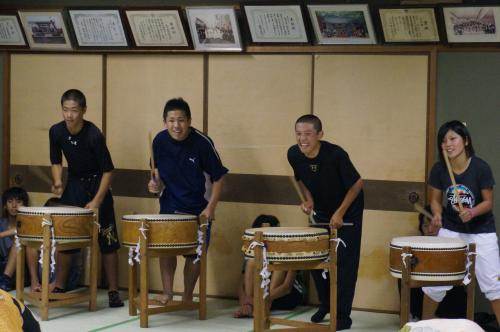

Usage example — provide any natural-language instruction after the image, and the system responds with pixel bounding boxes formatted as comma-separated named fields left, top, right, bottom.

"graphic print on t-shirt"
left=446, top=184, right=475, bottom=211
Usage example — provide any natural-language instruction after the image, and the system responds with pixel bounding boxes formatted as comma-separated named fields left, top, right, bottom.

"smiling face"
left=441, top=129, right=467, bottom=160
left=62, top=99, right=86, bottom=134
left=164, top=110, right=191, bottom=141
left=295, top=122, right=323, bottom=158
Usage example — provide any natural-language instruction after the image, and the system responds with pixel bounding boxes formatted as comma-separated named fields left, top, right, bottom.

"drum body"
left=242, top=226, right=329, bottom=262
left=122, top=214, right=198, bottom=249
left=389, top=236, right=467, bottom=281
left=16, top=206, right=94, bottom=242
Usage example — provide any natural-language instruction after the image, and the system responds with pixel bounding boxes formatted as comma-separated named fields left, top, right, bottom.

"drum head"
left=244, top=226, right=328, bottom=237
left=390, top=236, right=467, bottom=249
left=122, top=214, right=197, bottom=222
left=17, top=206, right=93, bottom=215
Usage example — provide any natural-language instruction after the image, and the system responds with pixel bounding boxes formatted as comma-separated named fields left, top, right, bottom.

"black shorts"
left=271, top=286, right=303, bottom=311
left=61, top=176, right=120, bottom=254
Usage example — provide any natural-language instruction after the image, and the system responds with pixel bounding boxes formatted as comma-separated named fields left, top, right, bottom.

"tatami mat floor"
left=14, top=289, right=400, bottom=331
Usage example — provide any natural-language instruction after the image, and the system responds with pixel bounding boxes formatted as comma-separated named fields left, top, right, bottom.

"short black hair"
left=2, top=187, right=29, bottom=207
left=418, top=205, right=432, bottom=235
left=437, top=120, right=475, bottom=163
left=61, top=89, right=87, bottom=109
left=163, top=98, right=191, bottom=122
left=252, top=215, right=280, bottom=228
left=295, top=114, right=322, bottom=133
left=44, top=197, right=63, bottom=207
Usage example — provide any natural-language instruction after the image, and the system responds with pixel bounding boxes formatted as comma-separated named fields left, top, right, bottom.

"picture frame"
left=442, top=5, right=500, bottom=43
left=185, top=7, right=242, bottom=51
left=0, top=12, right=27, bottom=47
left=124, top=8, right=191, bottom=48
left=242, top=4, right=309, bottom=44
left=307, top=4, right=376, bottom=45
left=378, top=7, right=440, bottom=43
left=68, top=8, right=128, bottom=48
left=18, top=10, right=72, bottom=50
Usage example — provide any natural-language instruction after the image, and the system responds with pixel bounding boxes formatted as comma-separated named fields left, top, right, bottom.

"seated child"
left=234, top=215, right=304, bottom=318
left=0, top=187, right=29, bottom=291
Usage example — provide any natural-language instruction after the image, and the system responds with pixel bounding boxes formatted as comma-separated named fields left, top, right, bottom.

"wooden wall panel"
left=208, top=54, right=312, bottom=176
left=314, top=54, right=428, bottom=182
left=106, top=54, right=204, bottom=170
left=10, top=54, right=102, bottom=166
left=314, top=54, right=428, bottom=311
left=354, top=210, right=420, bottom=311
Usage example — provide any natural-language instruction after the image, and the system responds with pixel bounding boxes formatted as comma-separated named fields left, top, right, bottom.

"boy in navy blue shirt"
left=148, top=98, right=227, bottom=304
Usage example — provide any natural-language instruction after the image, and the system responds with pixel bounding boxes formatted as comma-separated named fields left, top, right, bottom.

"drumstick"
left=289, top=176, right=315, bottom=222
left=148, top=131, right=155, bottom=172
left=414, top=202, right=433, bottom=221
left=30, top=166, right=53, bottom=187
left=442, top=149, right=464, bottom=213
left=289, top=176, right=353, bottom=226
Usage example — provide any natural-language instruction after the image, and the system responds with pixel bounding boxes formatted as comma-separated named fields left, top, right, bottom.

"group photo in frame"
left=0, top=12, right=27, bottom=47
left=124, top=8, right=190, bottom=49
left=307, top=4, right=376, bottom=45
left=18, top=10, right=72, bottom=50
left=185, top=7, right=242, bottom=51
left=442, top=5, right=500, bottom=43
left=242, top=4, right=309, bottom=44
left=68, top=8, right=128, bottom=48
left=378, top=7, right=440, bottom=43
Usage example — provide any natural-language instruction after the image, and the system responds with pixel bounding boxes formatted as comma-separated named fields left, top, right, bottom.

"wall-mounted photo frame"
left=442, top=6, right=500, bottom=43
left=124, top=8, right=190, bottom=48
left=18, top=10, right=72, bottom=50
left=242, top=4, right=309, bottom=44
left=68, top=9, right=128, bottom=48
left=0, top=12, right=27, bottom=47
left=185, top=7, right=242, bottom=51
left=378, top=7, right=440, bottom=43
left=307, top=4, right=376, bottom=45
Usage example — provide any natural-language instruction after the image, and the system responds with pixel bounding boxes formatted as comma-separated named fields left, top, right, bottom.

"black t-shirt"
left=49, top=120, right=114, bottom=178
left=287, top=141, right=364, bottom=222
left=429, top=156, right=496, bottom=234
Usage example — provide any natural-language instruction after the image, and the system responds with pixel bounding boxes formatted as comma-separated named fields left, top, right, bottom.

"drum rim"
left=122, top=214, right=197, bottom=221
left=390, top=236, right=467, bottom=249
left=17, top=206, right=93, bottom=215
left=244, top=226, right=329, bottom=237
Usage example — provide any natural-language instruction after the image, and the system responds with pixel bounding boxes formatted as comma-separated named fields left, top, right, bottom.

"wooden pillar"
left=40, top=214, right=52, bottom=321
left=89, top=209, right=99, bottom=312
left=253, top=231, right=265, bottom=332
left=329, top=228, right=337, bottom=332
left=198, top=219, right=208, bottom=320
left=15, top=240, right=25, bottom=303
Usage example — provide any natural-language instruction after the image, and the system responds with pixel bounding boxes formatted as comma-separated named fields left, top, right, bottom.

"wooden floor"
left=9, top=289, right=402, bottom=331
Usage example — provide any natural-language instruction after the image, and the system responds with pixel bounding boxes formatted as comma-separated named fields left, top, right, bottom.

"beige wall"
left=314, top=54, right=428, bottom=310
left=10, top=53, right=429, bottom=311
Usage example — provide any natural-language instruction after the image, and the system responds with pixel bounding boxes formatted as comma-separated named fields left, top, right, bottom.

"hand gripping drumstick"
left=442, top=149, right=464, bottom=213
left=289, top=176, right=352, bottom=226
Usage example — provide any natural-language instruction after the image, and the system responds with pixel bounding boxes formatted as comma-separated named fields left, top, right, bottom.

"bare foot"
left=233, top=303, right=253, bottom=318
left=30, top=279, right=41, bottom=292
left=155, top=293, right=172, bottom=305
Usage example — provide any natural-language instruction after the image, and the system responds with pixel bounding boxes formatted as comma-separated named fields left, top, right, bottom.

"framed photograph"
left=242, top=5, right=309, bottom=44
left=0, top=12, right=27, bottom=47
left=185, top=7, right=242, bottom=51
left=124, top=8, right=190, bottom=48
left=18, top=10, right=72, bottom=50
left=68, top=9, right=128, bottom=47
left=442, top=6, right=500, bottom=43
left=378, top=7, right=440, bottom=43
left=307, top=4, right=376, bottom=45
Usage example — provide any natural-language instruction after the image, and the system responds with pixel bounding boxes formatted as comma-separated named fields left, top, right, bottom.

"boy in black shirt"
left=288, top=115, right=364, bottom=330
left=48, top=89, right=123, bottom=307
